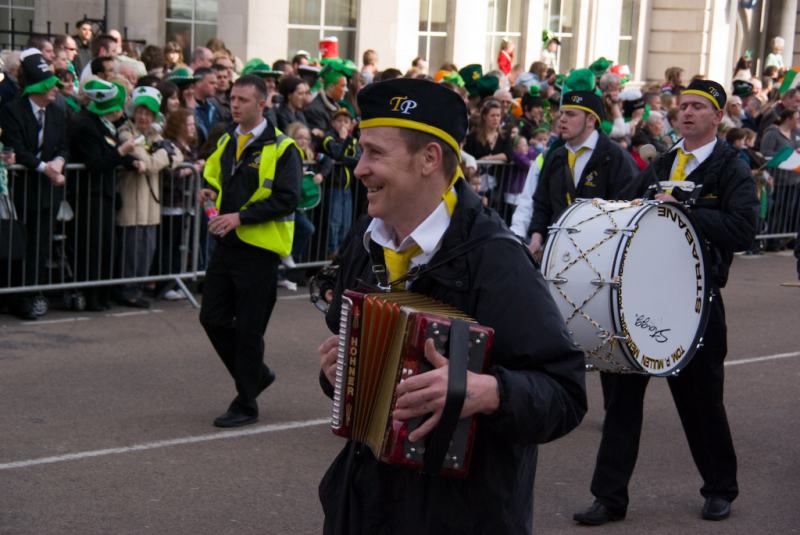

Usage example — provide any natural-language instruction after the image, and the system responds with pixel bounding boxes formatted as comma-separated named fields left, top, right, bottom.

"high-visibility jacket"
left=204, top=129, right=298, bottom=257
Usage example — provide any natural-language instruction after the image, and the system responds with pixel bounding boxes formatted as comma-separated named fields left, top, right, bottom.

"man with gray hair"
left=191, top=47, right=214, bottom=71
left=631, top=110, right=670, bottom=154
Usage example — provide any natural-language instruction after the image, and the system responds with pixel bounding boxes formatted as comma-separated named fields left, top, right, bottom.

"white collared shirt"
left=364, top=199, right=453, bottom=287
left=234, top=118, right=267, bottom=153
left=668, top=138, right=717, bottom=179
left=565, top=128, right=599, bottom=186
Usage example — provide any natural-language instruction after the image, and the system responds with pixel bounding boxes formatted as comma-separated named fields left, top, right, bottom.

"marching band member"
left=574, top=79, right=758, bottom=525
left=317, top=78, right=586, bottom=534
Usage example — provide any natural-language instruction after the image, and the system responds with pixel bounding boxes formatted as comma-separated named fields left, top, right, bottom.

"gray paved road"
left=1, top=252, right=798, bottom=534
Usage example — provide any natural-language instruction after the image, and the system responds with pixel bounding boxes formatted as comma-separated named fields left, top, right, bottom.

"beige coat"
left=116, top=123, right=184, bottom=226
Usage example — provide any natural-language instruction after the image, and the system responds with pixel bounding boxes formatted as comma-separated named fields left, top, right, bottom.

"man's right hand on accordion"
left=393, top=338, right=499, bottom=442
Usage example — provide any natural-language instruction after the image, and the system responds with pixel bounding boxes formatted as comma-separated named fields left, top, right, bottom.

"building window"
left=486, top=0, right=522, bottom=72
left=288, top=0, right=356, bottom=61
left=0, top=0, right=35, bottom=50
left=618, top=0, right=637, bottom=67
left=166, top=0, right=218, bottom=62
left=419, top=0, right=447, bottom=71
left=544, top=0, right=577, bottom=72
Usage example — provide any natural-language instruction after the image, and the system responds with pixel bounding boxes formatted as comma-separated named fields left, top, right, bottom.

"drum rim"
left=610, top=200, right=712, bottom=377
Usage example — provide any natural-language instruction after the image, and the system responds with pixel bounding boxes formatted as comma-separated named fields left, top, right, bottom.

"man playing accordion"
left=317, top=78, right=587, bottom=533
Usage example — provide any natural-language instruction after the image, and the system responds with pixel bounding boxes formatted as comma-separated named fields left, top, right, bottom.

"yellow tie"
left=236, top=132, right=253, bottom=161
left=567, top=146, right=588, bottom=176
left=670, top=148, right=694, bottom=181
left=667, top=148, right=694, bottom=194
left=382, top=170, right=462, bottom=289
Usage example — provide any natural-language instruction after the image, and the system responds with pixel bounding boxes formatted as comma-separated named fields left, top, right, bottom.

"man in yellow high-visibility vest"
left=198, top=74, right=302, bottom=428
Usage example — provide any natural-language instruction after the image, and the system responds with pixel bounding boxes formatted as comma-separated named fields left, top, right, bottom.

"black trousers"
left=590, top=294, right=738, bottom=512
left=199, top=241, right=279, bottom=415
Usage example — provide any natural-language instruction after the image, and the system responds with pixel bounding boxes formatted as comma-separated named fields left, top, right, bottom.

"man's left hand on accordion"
left=393, top=338, right=500, bottom=443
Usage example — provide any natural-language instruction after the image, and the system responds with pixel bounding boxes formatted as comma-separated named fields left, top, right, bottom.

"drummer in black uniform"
left=573, top=79, right=759, bottom=525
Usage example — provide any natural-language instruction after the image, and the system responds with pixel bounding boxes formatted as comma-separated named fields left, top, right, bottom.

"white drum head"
left=613, top=202, right=709, bottom=376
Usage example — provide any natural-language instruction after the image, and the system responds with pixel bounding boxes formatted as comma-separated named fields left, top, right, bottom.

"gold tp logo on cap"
left=389, top=95, right=418, bottom=115
left=570, top=95, right=583, bottom=103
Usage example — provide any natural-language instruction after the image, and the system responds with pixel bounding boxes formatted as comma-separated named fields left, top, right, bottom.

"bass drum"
left=541, top=199, right=710, bottom=376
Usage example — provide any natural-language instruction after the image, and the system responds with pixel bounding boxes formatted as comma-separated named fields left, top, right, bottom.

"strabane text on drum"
left=657, top=205, right=704, bottom=313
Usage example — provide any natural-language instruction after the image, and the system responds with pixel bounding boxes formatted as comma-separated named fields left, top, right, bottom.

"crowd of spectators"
left=0, top=22, right=798, bottom=320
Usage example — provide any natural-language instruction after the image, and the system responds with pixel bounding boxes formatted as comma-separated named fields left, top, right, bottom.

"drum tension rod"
left=548, top=225, right=580, bottom=234
left=545, top=276, right=568, bottom=284
left=590, top=278, right=620, bottom=288
left=604, top=227, right=636, bottom=236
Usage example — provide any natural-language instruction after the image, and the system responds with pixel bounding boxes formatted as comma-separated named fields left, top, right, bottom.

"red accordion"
left=331, top=290, right=494, bottom=477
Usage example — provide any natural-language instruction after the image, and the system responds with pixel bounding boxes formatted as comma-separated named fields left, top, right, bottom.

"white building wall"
left=355, top=0, right=419, bottom=71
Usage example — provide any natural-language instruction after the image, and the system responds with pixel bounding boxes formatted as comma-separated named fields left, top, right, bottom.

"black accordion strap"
left=423, top=318, right=469, bottom=474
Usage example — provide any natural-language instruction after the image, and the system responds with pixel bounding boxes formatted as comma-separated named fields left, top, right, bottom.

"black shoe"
left=213, top=410, right=258, bottom=428
left=702, top=497, right=731, bottom=521
left=573, top=501, right=626, bottom=526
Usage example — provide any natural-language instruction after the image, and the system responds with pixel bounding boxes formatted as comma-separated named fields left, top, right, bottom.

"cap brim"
left=88, top=101, right=124, bottom=115
left=22, top=76, right=62, bottom=95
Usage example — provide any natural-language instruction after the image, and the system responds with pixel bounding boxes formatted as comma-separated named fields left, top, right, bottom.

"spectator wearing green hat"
left=304, top=60, right=349, bottom=139
left=67, top=79, right=139, bottom=311
left=115, top=85, right=184, bottom=308
left=0, top=48, right=70, bottom=319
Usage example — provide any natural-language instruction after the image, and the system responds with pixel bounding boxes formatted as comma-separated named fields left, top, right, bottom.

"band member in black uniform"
left=573, top=80, right=758, bottom=525
left=316, top=78, right=587, bottom=534
left=528, top=74, right=637, bottom=259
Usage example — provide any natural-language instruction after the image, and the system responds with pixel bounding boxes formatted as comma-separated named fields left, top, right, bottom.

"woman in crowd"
left=115, top=87, right=184, bottom=308
left=155, top=107, right=203, bottom=300
left=760, top=108, right=799, bottom=158
left=276, top=76, right=310, bottom=131
left=163, top=41, right=184, bottom=75
left=465, top=98, right=512, bottom=204
left=157, top=80, right=181, bottom=119
left=68, top=80, right=139, bottom=311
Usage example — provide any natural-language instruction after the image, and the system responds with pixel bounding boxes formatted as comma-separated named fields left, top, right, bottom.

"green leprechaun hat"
left=20, top=48, right=63, bottom=95
left=241, top=58, right=282, bottom=79
left=166, top=66, right=198, bottom=86
left=84, top=78, right=127, bottom=115
left=459, top=64, right=483, bottom=96
left=127, top=85, right=163, bottom=119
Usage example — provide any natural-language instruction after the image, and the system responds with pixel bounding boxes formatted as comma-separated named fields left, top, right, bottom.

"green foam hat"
left=127, top=85, right=162, bottom=119
left=441, top=71, right=465, bottom=88
left=459, top=64, right=483, bottom=96
left=166, top=67, right=197, bottom=86
left=476, top=75, right=499, bottom=98
left=241, top=58, right=282, bottom=79
left=319, top=58, right=355, bottom=88
left=589, top=57, right=613, bottom=78
left=84, top=79, right=127, bottom=115
left=563, top=68, right=596, bottom=94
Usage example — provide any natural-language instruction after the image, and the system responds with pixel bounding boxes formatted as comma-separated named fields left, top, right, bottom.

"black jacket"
left=305, top=92, right=336, bottom=134
left=530, top=130, right=637, bottom=240
left=623, top=140, right=758, bottom=287
left=319, top=179, right=587, bottom=534
left=205, top=121, right=302, bottom=250
left=275, top=103, right=308, bottom=132
left=67, top=111, right=137, bottom=199
left=0, top=95, right=70, bottom=210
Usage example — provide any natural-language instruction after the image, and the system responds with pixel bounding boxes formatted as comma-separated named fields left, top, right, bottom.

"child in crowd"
left=287, top=121, right=332, bottom=265
left=504, top=135, right=539, bottom=224
left=530, top=127, right=550, bottom=153
left=321, top=108, right=361, bottom=257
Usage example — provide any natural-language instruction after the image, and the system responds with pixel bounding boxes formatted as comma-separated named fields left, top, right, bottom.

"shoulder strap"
left=367, top=230, right=530, bottom=291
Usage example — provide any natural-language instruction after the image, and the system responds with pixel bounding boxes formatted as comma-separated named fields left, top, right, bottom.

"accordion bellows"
left=332, top=290, right=494, bottom=476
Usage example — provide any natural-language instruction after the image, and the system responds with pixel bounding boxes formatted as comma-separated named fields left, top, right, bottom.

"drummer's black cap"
left=358, top=77, right=468, bottom=158
left=561, top=90, right=605, bottom=123
left=683, top=79, right=726, bottom=110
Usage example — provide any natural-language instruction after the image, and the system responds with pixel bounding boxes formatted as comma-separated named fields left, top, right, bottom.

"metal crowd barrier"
left=0, top=163, right=204, bottom=308
left=2, top=158, right=794, bottom=307
left=760, top=168, right=800, bottom=241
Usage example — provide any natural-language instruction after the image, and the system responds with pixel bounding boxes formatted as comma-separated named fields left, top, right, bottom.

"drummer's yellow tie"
left=236, top=132, right=253, bottom=161
left=568, top=146, right=588, bottom=176
left=667, top=148, right=694, bottom=194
